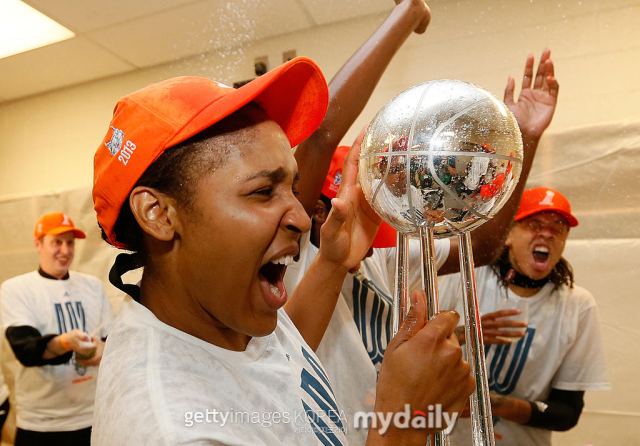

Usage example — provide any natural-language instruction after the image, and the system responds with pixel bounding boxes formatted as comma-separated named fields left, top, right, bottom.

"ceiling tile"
left=86, top=0, right=312, bottom=68
left=298, top=0, right=392, bottom=25
left=0, top=36, right=135, bottom=102
left=22, top=0, right=202, bottom=33
left=4, top=0, right=412, bottom=101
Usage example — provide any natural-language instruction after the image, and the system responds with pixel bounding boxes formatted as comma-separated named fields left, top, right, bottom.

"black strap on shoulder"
left=109, top=253, right=142, bottom=302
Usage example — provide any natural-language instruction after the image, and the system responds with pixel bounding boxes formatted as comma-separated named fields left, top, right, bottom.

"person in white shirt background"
left=0, top=212, right=113, bottom=446
left=439, top=188, right=610, bottom=446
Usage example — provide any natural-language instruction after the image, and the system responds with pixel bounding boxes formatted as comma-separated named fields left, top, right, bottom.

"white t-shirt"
left=285, top=235, right=450, bottom=446
left=0, top=270, right=114, bottom=431
left=92, top=296, right=348, bottom=446
left=437, top=266, right=610, bottom=446
left=463, top=157, right=490, bottom=191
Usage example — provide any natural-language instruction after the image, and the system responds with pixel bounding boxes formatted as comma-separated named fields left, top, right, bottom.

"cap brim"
left=555, top=210, right=579, bottom=227
left=516, top=208, right=579, bottom=227
left=45, top=227, right=87, bottom=239
left=167, top=57, right=328, bottom=150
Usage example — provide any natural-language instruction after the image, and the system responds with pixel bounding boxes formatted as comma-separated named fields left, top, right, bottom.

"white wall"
left=1, top=0, right=639, bottom=199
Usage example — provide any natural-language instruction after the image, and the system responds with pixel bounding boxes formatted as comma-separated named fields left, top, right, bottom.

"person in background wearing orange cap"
left=0, top=212, right=114, bottom=446
left=285, top=48, right=561, bottom=445
left=90, top=52, right=474, bottom=444
left=438, top=188, right=610, bottom=446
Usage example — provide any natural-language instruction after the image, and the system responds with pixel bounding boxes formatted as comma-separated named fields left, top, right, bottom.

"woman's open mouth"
left=532, top=245, right=550, bottom=271
left=257, top=256, right=294, bottom=310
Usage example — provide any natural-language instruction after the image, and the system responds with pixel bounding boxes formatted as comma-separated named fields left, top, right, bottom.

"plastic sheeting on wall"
left=527, top=119, right=640, bottom=240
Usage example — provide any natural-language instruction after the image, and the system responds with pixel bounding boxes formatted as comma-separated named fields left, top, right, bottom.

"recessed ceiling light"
left=0, top=0, right=75, bottom=60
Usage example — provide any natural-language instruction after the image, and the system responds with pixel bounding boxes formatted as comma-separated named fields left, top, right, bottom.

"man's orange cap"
left=34, top=212, right=86, bottom=240
left=93, top=57, right=328, bottom=249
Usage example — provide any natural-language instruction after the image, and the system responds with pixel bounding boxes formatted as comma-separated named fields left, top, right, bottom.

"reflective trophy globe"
left=359, top=79, right=524, bottom=238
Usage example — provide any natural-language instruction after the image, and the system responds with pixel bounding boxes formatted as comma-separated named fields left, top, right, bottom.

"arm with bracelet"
left=5, top=326, right=96, bottom=366
left=45, top=329, right=97, bottom=359
left=1, top=271, right=100, bottom=366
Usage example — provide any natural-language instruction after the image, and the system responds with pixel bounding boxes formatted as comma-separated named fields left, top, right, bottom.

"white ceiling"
left=0, top=0, right=399, bottom=103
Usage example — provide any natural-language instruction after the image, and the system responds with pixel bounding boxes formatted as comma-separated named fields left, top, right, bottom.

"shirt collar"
left=38, top=266, right=69, bottom=281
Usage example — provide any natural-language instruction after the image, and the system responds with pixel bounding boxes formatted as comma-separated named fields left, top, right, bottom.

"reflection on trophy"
left=358, top=80, right=524, bottom=446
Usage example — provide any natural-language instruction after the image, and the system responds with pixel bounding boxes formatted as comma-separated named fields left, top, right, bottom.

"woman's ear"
left=129, top=186, right=179, bottom=243
left=312, top=199, right=329, bottom=225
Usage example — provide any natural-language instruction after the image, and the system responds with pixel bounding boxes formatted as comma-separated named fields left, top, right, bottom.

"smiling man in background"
left=0, top=212, right=113, bottom=446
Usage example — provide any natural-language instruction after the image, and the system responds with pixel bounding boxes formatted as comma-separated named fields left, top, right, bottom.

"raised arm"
left=439, top=48, right=559, bottom=274
left=295, top=0, right=430, bottom=215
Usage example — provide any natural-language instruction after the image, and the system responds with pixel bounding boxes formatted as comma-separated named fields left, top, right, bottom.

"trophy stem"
left=392, top=232, right=410, bottom=337
left=458, top=231, right=495, bottom=446
left=419, top=226, right=449, bottom=446
left=418, top=226, right=439, bottom=319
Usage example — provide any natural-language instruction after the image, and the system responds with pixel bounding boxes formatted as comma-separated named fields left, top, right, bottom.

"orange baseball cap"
left=93, top=57, right=328, bottom=249
left=371, top=221, right=397, bottom=248
left=320, top=145, right=397, bottom=248
left=34, top=212, right=86, bottom=240
left=515, top=187, right=578, bottom=227
left=321, top=145, right=350, bottom=200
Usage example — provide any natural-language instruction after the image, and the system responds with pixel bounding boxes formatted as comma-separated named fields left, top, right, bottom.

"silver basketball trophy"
left=359, top=80, right=523, bottom=446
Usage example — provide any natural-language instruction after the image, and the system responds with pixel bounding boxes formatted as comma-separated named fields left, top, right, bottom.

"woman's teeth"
left=272, top=256, right=294, bottom=266
left=269, top=283, right=281, bottom=297
left=532, top=246, right=550, bottom=264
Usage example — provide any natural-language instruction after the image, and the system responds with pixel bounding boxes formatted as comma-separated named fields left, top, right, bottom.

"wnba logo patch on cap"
left=329, top=171, right=342, bottom=193
left=105, top=126, right=124, bottom=156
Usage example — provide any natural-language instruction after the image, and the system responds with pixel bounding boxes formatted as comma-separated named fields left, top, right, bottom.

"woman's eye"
left=253, top=187, right=273, bottom=196
left=292, top=186, right=300, bottom=197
